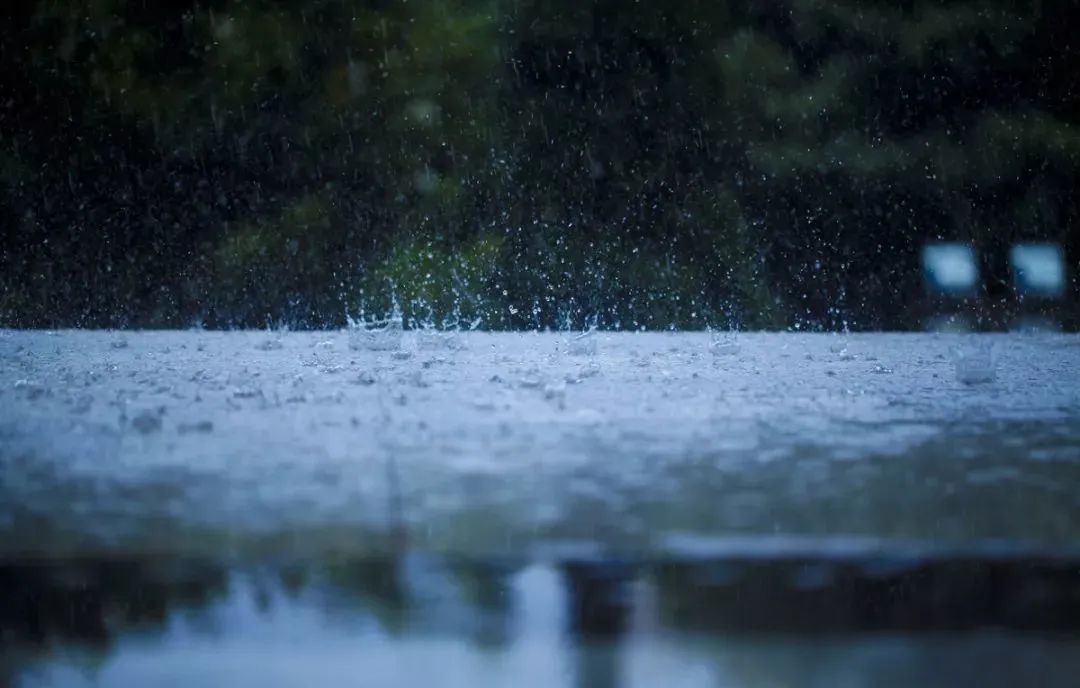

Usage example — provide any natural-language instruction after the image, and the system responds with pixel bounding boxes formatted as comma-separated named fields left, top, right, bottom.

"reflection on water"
left=5, top=551, right=1080, bottom=687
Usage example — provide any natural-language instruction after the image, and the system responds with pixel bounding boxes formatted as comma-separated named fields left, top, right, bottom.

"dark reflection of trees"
left=445, top=560, right=517, bottom=648
left=318, top=555, right=518, bottom=646
left=0, top=554, right=522, bottom=655
left=7, top=552, right=1080, bottom=653
left=561, top=562, right=635, bottom=688
left=562, top=561, right=634, bottom=638
left=322, top=557, right=409, bottom=635
left=0, top=559, right=227, bottom=647
left=651, top=555, right=1080, bottom=633
left=278, top=563, right=310, bottom=598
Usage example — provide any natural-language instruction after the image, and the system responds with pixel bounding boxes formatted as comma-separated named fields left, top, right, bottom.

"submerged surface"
left=3, top=330, right=1080, bottom=686
left=1, top=330, right=1079, bottom=557
left=6, top=555, right=1080, bottom=688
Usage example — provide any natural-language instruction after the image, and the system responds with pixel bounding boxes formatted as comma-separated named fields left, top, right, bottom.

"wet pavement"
left=2, top=330, right=1080, bottom=685
left=2, top=330, right=1078, bottom=557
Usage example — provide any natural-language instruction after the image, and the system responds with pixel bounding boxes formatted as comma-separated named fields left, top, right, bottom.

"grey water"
left=3, top=331, right=1080, bottom=686
left=5, top=553, right=1080, bottom=688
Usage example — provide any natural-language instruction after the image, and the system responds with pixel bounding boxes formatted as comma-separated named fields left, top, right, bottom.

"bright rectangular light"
left=923, top=242, right=978, bottom=295
left=1010, top=242, right=1066, bottom=297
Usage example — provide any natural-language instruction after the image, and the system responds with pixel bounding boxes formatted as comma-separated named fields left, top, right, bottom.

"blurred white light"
left=1011, top=316, right=1061, bottom=333
left=924, top=314, right=974, bottom=333
left=1010, top=242, right=1066, bottom=297
left=923, top=243, right=978, bottom=294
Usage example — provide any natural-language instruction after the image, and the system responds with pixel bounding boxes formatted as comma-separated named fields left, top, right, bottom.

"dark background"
left=1, top=0, right=1077, bottom=330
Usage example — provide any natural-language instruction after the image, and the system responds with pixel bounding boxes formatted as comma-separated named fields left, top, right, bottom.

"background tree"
left=1, top=0, right=1077, bottom=329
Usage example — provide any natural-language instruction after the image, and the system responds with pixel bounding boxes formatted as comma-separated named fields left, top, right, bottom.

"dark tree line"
left=1, top=0, right=1078, bottom=330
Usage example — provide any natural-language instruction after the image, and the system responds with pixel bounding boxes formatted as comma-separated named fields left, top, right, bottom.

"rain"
left=1, top=1, right=1079, bottom=687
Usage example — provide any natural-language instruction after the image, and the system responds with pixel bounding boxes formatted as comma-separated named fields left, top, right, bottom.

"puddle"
left=4, top=332, right=1080, bottom=685
left=5, top=552, right=1080, bottom=687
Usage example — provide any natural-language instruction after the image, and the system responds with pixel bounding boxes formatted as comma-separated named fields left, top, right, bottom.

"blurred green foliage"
left=1, top=0, right=1077, bottom=329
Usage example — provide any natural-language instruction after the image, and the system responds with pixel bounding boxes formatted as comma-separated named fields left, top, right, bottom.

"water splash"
left=952, top=342, right=996, bottom=385
left=709, top=330, right=740, bottom=357
left=567, top=328, right=598, bottom=356
left=348, top=308, right=405, bottom=352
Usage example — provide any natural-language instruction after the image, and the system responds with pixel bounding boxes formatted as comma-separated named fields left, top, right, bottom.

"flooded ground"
left=2, top=330, right=1080, bottom=685
left=2, top=330, right=1078, bottom=556
left=5, top=553, right=1080, bottom=688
